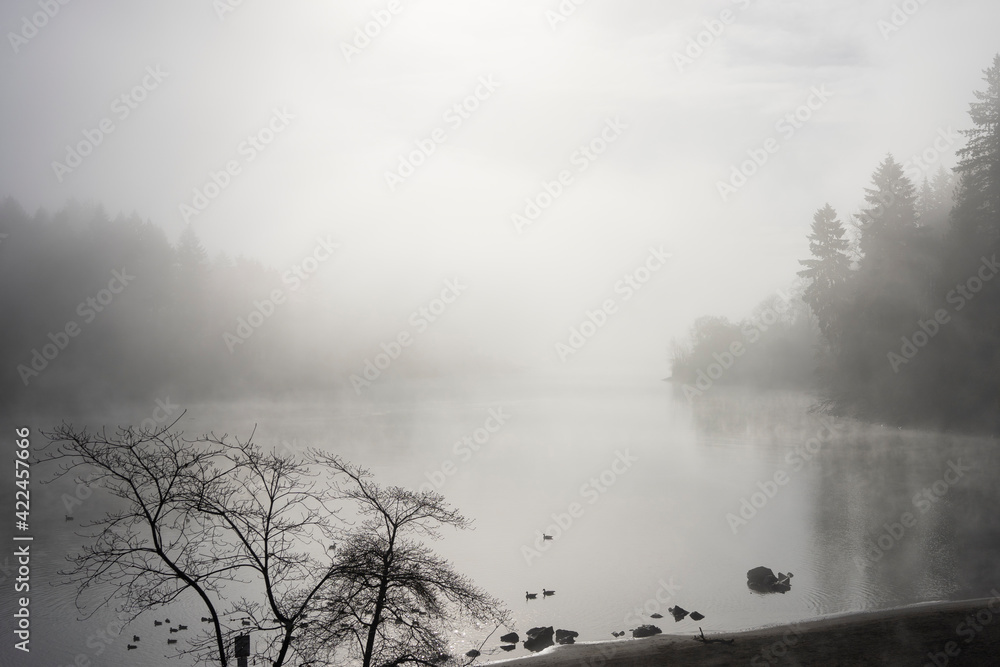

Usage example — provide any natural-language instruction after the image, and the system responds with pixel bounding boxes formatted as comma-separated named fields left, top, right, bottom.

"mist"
left=3, top=0, right=998, bottom=395
left=4, top=2, right=1000, bottom=666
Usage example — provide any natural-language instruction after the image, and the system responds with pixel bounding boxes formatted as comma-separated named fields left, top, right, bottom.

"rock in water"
left=690, top=611, right=705, bottom=621
left=524, top=626, right=554, bottom=652
left=499, top=632, right=519, bottom=644
left=747, top=566, right=777, bottom=589
left=465, top=650, right=480, bottom=658
left=500, top=645, right=516, bottom=652
left=632, top=625, right=662, bottom=638
left=650, top=612, right=663, bottom=619
left=555, top=629, right=578, bottom=645
left=669, top=605, right=689, bottom=621
left=747, top=566, right=792, bottom=593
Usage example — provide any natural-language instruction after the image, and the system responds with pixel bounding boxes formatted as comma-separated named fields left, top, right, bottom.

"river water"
left=6, top=372, right=1000, bottom=665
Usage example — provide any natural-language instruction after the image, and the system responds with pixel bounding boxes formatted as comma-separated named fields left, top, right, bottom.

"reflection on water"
left=6, top=375, right=1000, bottom=664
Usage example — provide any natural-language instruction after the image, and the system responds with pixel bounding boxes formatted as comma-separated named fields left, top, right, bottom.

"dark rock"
left=747, top=567, right=793, bottom=593
left=524, top=626, right=554, bottom=652
left=632, top=624, right=662, bottom=638
left=669, top=605, right=689, bottom=621
left=690, top=611, right=705, bottom=621
left=747, top=566, right=777, bottom=588
left=500, top=645, right=516, bottom=652
left=650, top=613, right=663, bottom=619
left=465, top=650, right=480, bottom=658
left=500, top=632, right=519, bottom=644
left=555, top=629, right=578, bottom=645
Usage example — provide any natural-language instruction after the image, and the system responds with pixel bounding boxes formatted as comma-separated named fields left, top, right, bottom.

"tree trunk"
left=361, top=563, right=391, bottom=667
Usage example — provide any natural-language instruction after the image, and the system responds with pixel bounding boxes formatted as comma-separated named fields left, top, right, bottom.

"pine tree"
left=938, top=54, right=1000, bottom=430
left=176, top=225, right=208, bottom=270
left=797, top=204, right=851, bottom=348
left=854, top=154, right=918, bottom=261
left=952, top=54, right=1000, bottom=244
left=932, top=165, right=955, bottom=208
left=917, top=177, right=934, bottom=216
left=917, top=167, right=954, bottom=234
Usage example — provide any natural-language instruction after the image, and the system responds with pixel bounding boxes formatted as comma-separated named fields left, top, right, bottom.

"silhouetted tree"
left=673, top=54, right=1000, bottom=431
left=41, top=421, right=342, bottom=666
left=952, top=54, right=1000, bottom=246
left=305, top=455, right=511, bottom=667
left=827, top=156, right=944, bottom=420
left=934, top=53, right=1000, bottom=428
left=855, top=154, right=919, bottom=262
left=797, top=204, right=852, bottom=349
left=41, top=421, right=508, bottom=667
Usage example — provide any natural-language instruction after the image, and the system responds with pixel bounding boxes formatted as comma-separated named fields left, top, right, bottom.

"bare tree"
left=41, top=422, right=510, bottom=667
left=305, top=455, right=511, bottom=667
left=183, top=432, right=344, bottom=666
left=40, top=419, right=342, bottom=666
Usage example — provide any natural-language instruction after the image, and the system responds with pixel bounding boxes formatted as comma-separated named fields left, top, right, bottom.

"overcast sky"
left=3, top=0, right=998, bottom=374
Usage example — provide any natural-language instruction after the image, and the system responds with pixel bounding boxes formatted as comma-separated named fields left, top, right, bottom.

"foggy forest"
left=3, top=2, right=1000, bottom=667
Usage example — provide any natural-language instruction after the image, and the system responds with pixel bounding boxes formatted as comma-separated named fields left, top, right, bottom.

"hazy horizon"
left=5, top=5, right=1000, bottom=663
left=3, top=0, right=998, bottom=375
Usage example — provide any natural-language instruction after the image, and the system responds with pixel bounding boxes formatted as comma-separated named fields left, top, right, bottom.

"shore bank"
left=486, top=597, right=1000, bottom=666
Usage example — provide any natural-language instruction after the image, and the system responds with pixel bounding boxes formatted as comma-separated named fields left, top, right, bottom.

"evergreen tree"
left=855, top=154, right=918, bottom=262
left=918, top=177, right=934, bottom=216
left=917, top=167, right=954, bottom=234
left=932, top=166, right=956, bottom=209
left=936, top=53, right=1000, bottom=430
left=176, top=224, right=209, bottom=270
left=827, top=157, right=936, bottom=422
left=797, top=204, right=852, bottom=349
left=952, top=54, right=1000, bottom=245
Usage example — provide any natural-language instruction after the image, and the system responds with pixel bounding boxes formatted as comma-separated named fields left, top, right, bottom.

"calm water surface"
left=8, top=373, right=1000, bottom=665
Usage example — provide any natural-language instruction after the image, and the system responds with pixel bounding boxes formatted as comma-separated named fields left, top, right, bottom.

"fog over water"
left=2, top=1, right=998, bottom=372
left=2, top=2, right=1000, bottom=666
left=10, top=380, right=1000, bottom=665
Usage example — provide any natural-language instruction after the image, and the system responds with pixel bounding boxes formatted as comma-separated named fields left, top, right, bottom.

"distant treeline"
left=670, top=290, right=818, bottom=396
left=0, top=199, right=334, bottom=411
left=672, top=54, right=1000, bottom=433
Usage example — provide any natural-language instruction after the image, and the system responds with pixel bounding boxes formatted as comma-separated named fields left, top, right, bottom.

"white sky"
left=2, top=0, right=998, bottom=374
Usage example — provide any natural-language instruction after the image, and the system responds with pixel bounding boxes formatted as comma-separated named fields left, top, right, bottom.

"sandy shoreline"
left=485, top=597, right=1000, bottom=666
